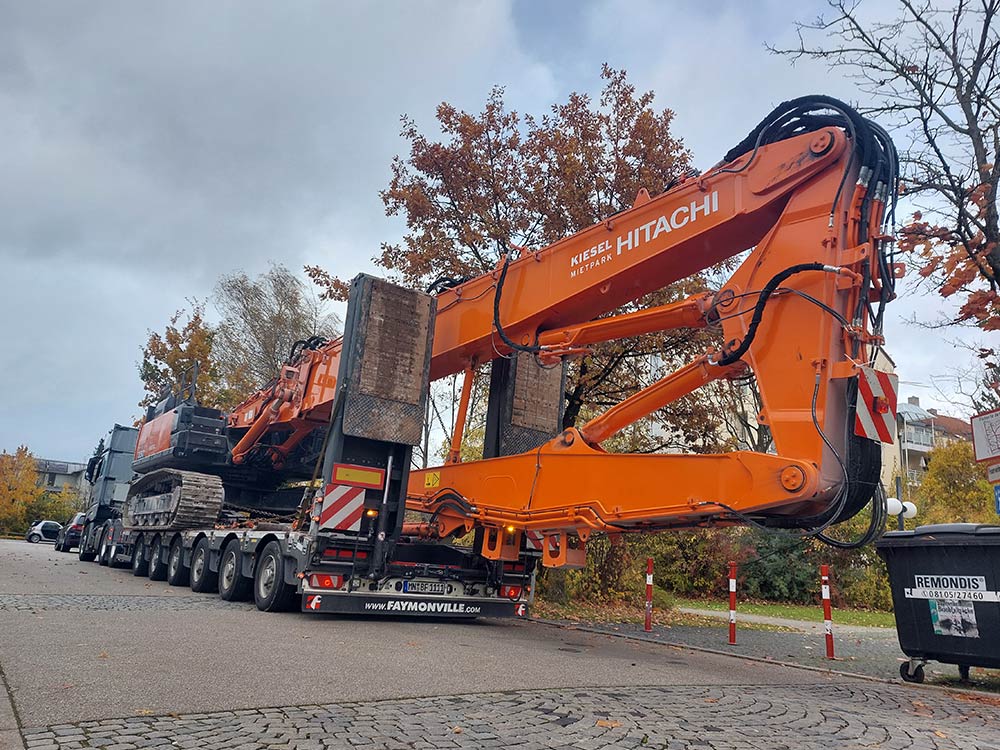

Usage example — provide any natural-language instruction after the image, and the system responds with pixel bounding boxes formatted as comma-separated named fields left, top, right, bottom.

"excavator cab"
left=133, top=362, right=229, bottom=475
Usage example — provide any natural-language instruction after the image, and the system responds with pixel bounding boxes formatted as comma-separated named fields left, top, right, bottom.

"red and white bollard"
left=728, top=561, right=737, bottom=645
left=821, top=564, right=835, bottom=659
left=644, top=557, right=653, bottom=632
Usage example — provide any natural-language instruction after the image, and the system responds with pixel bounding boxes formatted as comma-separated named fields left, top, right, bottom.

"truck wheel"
left=131, top=537, right=149, bottom=576
left=254, top=541, right=296, bottom=612
left=899, top=662, right=925, bottom=683
left=78, top=526, right=97, bottom=562
left=98, top=527, right=112, bottom=566
left=189, top=538, right=218, bottom=593
left=28, top=534, right=40, bottom=544
left=166, top=539, right=190, bottom=587
left=219, top=540, right=252, bottom=601
left=147, top=537, right=168, bottom=581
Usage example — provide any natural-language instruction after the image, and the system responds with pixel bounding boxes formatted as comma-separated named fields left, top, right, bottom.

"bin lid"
left=876, top=523, right=1000, bottom=548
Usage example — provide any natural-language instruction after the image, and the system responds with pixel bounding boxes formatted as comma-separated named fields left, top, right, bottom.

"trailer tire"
left=108, top=541, right=127, bottom=568
left=219, top=540, right=252, bottom=602
left=189, top=538, right=217, bottom=594
left=78, top=547, right=96, bottom=562
left=78, top=526, right=97, bottom=562
left=166, top=539, right=190, bottom=587
left=148, top=536, right=167, bottom=581
left=131, top=537, right=149, bottom=576
left=98, top=527, right=112, bottom=566
left=254, top=541, right=296, bottom=612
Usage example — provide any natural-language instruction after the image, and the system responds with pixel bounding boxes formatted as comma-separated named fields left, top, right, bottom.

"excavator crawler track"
left=124, top=469, right=224, bottom=532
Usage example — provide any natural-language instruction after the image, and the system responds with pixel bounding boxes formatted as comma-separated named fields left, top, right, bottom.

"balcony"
left=900, top=425, right=934, bottom=453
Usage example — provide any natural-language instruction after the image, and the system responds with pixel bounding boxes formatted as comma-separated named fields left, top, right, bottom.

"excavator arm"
left=402, top=97, right=900, bottom=565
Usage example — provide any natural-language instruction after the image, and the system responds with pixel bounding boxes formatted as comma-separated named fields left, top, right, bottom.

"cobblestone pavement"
left=20, top=683, right=1000, bottom=750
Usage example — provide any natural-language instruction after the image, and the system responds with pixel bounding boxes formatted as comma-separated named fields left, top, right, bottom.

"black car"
left=55, top=512, right=86, bottom=552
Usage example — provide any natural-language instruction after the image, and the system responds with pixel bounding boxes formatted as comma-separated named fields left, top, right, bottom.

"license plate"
left=403, top=580, right=446, bottom=595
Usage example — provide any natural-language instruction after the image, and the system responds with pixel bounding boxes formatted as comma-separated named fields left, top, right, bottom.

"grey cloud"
left=0, top=0, right=976, bottom=463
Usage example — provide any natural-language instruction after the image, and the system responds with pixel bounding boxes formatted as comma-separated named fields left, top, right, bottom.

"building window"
left=904, top=425, right=934, bottom=447
left=47, top=473, right=57, bottom=487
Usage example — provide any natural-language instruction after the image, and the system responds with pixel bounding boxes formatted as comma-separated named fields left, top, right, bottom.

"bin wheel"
left=959, top=665, right=971, bottom=682
left=899, top=662, right=925, bottom=683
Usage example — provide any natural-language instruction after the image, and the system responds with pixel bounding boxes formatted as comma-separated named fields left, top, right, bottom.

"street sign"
left=971, top=407, right=1000, bottom=463
left=989, top=462, right=1000, bottom=485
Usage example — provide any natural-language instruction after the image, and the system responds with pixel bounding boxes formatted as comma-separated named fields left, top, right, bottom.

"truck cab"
left=78, top=425, right=139, bottom=562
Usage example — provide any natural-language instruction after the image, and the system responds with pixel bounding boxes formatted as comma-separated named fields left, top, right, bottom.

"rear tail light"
left=309, top=574, right=344, bottom=590
left=70, top=525, right=83, bottom=531
left=321, top=548, right=368, bottom=559
left=500, top=585, right=522, bottom=599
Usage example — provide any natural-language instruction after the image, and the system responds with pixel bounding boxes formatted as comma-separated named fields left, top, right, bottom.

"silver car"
left=25, top=520, right=62, bottom=544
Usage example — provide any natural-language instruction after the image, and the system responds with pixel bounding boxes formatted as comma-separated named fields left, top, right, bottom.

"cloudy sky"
left=0, top=0, right=983, bottom=460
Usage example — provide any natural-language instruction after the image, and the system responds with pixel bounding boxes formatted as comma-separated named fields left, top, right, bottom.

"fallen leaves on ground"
left=954, top=693, right=1000, bottom=708
left=595, top=719, right=622, bottom=728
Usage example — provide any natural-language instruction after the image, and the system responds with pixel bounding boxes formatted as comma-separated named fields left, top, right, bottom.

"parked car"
left=55, top=512, right=86, bottom=552
left=25, top=520, right=62, bottom=544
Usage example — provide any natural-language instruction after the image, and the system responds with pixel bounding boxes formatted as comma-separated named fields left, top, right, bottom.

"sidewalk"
left=677, top=605, right=888, bottom=635
left=536, top=608, right=1000, bottom=692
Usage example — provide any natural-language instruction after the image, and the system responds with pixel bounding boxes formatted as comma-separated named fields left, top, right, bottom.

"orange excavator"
left=115, top=96, right=899, bottom=616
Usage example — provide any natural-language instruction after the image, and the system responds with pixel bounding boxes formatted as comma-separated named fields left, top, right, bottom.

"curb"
left=0, top=662, right=25, bottom=750
left=529, top=617, right=1000, bottom=701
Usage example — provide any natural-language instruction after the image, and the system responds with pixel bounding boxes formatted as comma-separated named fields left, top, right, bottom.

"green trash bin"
left=876, top=523, right=1000, bottom=684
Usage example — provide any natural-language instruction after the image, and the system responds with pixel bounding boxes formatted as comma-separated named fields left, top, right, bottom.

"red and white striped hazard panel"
left=854, top=366, right=898, bottom=444
left=319, top=483, right=366, bottom=532
left=524, top=531, right=556, bottom=552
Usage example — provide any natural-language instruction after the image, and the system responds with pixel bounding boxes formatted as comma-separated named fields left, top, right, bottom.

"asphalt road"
left=2, top=539, right=998, bottom=749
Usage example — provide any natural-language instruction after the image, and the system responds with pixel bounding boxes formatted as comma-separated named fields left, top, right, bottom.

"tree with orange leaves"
left=309, top=65, right=727, bottom=452
left=137, top=301, right=234, bottom=411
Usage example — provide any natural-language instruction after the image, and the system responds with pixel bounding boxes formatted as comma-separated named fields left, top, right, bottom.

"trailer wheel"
left=254, top=541, right=296, bottom=612
left=78, top=525, right=97, bottom=562
left=189, top=538, right=218, bottom=593
left=98, top=527, right=112, bottom=566
left=147, top=536, right=168, bottom=581
left=219, top=540, right=252, bottom=602
left=131, top=537, right=149, bottom=576
left=166, top=539, right=190, bottom=587
left=108, top=541, right=127, bottom=569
